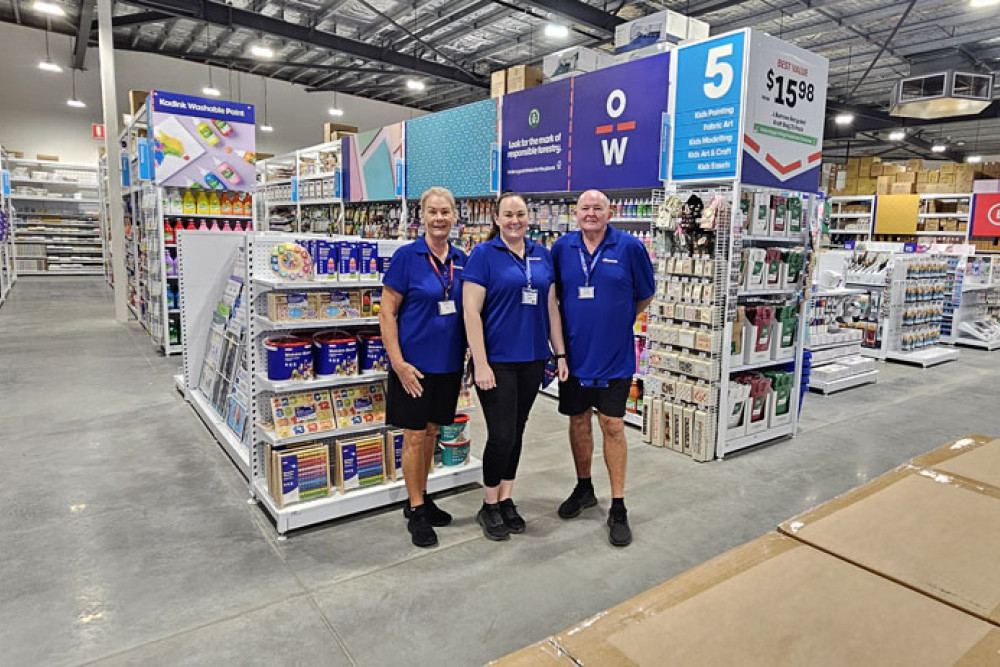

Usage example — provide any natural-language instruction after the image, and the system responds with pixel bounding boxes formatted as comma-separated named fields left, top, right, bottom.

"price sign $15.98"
left=765, top=68, right=815, bottom=109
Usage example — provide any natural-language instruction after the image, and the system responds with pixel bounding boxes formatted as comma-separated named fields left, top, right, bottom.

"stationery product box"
left=323, top=123, right=358, bottom=143
left=335, top=433, right=386, bottom=493
left=506, top=65, right=543, bottom=92
left=771, top=305, right=798, bottom=360
left=731, top=306, right=746, bottom=363
left=749, top=192, right=769, bottom=234
left=726, top=381, right=749, bottom=439
left=360, top=287, right=382, bottom=317
left=490, top=532, right=1000, bottom=667
left=385, top=429, right=404, bottom=480
left=313, top=239, right=338, bottom=280
left=744, top=306, right=775, bottom=364
left=309, top=290, right=360, bottom=320
left=765, top=371, right=794, bottom=427
left=336, top=240, right=360, bottom=281
left=269, top=443, right=332, bottom=508
left=779, top=457, right=1000, bottom=626
left=358, top=241, right=379, bottom=280
left=491, top=69, right=507, bottom=98
left=542, top=47, right=613, bottom=80
left=268, top=292, right=316, bottom=321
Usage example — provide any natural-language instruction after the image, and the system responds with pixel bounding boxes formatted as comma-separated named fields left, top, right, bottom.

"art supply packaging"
left=765, top=371, right=794, bottom=427
left=358, top=241, right=379, bottom=280
left=765, top=248, right=783, bottom=288
left=771, top=305, right=799, bottom=360
left=337, top=240, right=360, bottom=281
left=269, top=443, right=332, bottom=508
left=384, top=429, right=405, bottom=480
left=727, top=380, right=749, bottom=439
left=313, top=239, right=338, bottom=280
left=744, top=248, right=767, bottom=289
left=731, top=306, right=746, bottom=362
left=267, top=292, right=315, bottom=321
left=335, top=433, right=386, bottom=492
left=743, top=374, right=773, bottom=435
left=269, top=391, right=335, bottom=439
left=309, top=290, right=361, bottom=320
left=770, top=195, right=787, bottom=235
left=788, top=196, right=804, bottom=233
left=745, top=306, right=776, bottom=364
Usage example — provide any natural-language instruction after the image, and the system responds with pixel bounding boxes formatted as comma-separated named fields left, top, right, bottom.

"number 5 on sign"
left=704, top=44, right=734, bottom=99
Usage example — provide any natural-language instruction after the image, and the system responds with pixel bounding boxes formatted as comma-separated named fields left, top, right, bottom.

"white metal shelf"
left=813, top=287, right=867, bottom=297
left=623, top=412, right=643, bottom=428
left=252, top=277, right=383, bottom=291
left=8, top=158, right=98, bottom=169
left=955, top=337, right=1000, bottom=350
left=810, top=370, right=879, bottom=394
left=163, top=212, right=253, bottom=220
left=741, top=235, right=808, bottom=244
left=176, top=375, right=250, bottom=478
left=885, top=347, right=959, bottom=367
left=255, top=370, right=389, bottom=393
left=919, top=213, right=969, bottom=219
left=10, top=195, right=100, bottom=203
left=11, top=178, right=99, bottom=187
left=254, top=314, right=378, bottom=331
left=914, top=231, right=966, bottom=237
left=730, top=357, right=796, bottom=373
left=737, top=287, right=799, bottom=298
left=807, top=338, right=864, bottom=351
left=610, top=217, right=654, bottom=223
left=18, top=269, right=103, bottom=275
left=725, top=423, right=796, bottom=456
left=259, top=420, right=388, bottom=447
left=298, top=197, right=342, bottom=206
left=830, top=213, right=872, bottom=219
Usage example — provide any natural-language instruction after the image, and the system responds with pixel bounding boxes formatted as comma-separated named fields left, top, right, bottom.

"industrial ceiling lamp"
left=966, top=121, right=982, bottom=163
left=66, top=68, right=85, bottom=108
left=544, top=23, right=569, bottom=39
left=33, top=1, right=65, bottom=16
left=201, top=23, right=220, bottom=97
left=889, top=129, right=906, bottom=141
left=931, top=141, right=947, bottom=153
left=260, top=77, right=273, bottom=132
left=834, top=113, right=854, bottom=126
left=406, top=79, right=426, bottom=92
left=328, top=91, right=344, bottom=117
left=38, top=21, right=61, bottom=72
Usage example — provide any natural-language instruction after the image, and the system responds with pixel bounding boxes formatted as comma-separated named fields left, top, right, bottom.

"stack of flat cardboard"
left=491, top=434, right=1000, bottom=666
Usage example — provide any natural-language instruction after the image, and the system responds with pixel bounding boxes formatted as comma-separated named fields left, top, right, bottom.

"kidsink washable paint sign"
left=149, top=90, right=256, bottom=191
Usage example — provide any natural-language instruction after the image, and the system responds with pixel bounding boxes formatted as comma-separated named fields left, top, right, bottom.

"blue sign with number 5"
left=671, top=31, right=746, bottom=182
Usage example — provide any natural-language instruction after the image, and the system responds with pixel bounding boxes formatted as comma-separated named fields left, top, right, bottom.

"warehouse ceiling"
left=2, top=0, right=999, bottom=160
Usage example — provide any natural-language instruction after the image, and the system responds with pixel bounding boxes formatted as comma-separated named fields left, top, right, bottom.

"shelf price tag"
left=394, top=158, right=404, bottom=198
left=291, top=176, right=299, bottom=203
left=138, top=139, right=154, bottom=181
left=490, top=142, right=500, bottom=193
left=1, top=170, right=9, bottom=197
left=334, top=168, right=342, bottom=199
left=121, top=154, right=131, bottom=187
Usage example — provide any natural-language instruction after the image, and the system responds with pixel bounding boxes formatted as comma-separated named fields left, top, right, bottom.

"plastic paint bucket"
left=313, top=330, right=358, bottom=376
left=440, top=438, right=470, bottom=466
left=360, top=334, right=388, bottom=372
left=438, top=413, right=470, bottom=443
left=264, top=336, right=313, bottom=381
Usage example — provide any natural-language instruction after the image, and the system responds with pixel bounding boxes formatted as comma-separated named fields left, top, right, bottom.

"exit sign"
left=92, top=123, right=105, bottom=140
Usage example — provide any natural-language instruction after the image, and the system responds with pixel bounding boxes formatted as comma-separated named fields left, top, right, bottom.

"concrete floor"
left=2, top=276, right=999, bottom=667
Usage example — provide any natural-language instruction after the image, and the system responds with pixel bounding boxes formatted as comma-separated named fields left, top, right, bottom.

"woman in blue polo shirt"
left=463, top=192, right=569, bottom=541
left=380, top=186, right=467, bottom=549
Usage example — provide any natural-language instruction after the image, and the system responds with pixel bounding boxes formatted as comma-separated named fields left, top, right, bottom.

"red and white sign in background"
left=971, top=193, right=1000, bottom=239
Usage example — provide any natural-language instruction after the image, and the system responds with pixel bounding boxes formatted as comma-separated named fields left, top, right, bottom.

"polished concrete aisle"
left=3, top=277, right=999, bottom=667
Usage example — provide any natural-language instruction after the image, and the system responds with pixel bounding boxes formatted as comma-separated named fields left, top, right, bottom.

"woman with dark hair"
left=380, top=186, right=467, bottom=549
left=462, top=192, right=569, bottom=541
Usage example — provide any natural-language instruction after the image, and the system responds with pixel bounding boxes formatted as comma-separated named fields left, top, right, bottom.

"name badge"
left=578, top=286, right=595, bottom=300
left=438, top=300, right=457, bottom=315
left=522, top=288, right=538, bottom=306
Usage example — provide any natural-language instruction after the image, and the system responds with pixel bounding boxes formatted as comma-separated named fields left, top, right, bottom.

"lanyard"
left=506, top=247, right=533, bottom=289
left=426, top=253, right=454, bottom=300
left=578, top=247, right=603, bottom=287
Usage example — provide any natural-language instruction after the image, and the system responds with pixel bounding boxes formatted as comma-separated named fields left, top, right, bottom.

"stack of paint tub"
left=264, top=330, right=389, bottom=381
left=437, top=414, right=471, bottom=466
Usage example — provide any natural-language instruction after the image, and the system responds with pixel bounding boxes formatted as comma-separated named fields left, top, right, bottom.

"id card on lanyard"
left=578, top=247, right=602, bottom=300
left=427, top=253, right=457, bottom=315
left=507, top=248, right=538, bottom=306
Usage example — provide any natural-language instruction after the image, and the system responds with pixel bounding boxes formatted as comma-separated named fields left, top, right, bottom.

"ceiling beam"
left=73, top=0, right=97, bottom=69
left=109, top=9, right=171, bottom=28
left=123, top=0, right=488, bottom=88
left=515, top=0, right=624, bottom=33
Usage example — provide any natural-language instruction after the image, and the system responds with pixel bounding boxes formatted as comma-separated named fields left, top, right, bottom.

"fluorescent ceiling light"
left=406, top=79, right=426, bottom=92
left=545, top=23, right=569, bottom=39
left=931, top=143, right=947, bottom=153
left=251, top=44, right=274, bottom=59
left=38, top=59, right=62, bottom=72
left=834, top=113, right=854, bottom=126
left=970, top=0, right=1000, bottom=8
left=33, top=1, right=65, bottom=16
left=966, top=155, right=982, bottom=163
left=328, top=107, right=344, bottom=117
left=66, top=98, right=86, bottom=108
left=888, top=130, right=906, bottom=141
left=260, top=124, right=274, bottom=133
left=202, top=86, right=221, bottom=97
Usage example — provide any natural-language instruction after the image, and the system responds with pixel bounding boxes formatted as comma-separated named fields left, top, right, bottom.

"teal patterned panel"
left=405, top=99, right=497, bottom=199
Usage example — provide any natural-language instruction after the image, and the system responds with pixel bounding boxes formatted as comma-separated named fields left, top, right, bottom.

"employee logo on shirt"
left=528, top=108, right=541, bottom=128
left=527, top=257, right=542, bottom=261
left=602, top=258, right=618, bottom=264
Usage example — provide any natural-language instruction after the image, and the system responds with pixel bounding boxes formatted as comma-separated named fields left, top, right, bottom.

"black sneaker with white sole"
left=477, top=503, right=511, bottom=541
left=498, top=499, right=526, bottom=534
left=407, top=505, right=439, bottom=548
left=557, top=485, right=598, bottom=519
left=607, top=506, right=632, bottom=547
left=403, top=493, right=452, bottom=527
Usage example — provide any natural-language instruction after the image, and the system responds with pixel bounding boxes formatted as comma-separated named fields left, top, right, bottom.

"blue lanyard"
left=506, top=247, right=533, bottom=289
left=578, top=247, right=603, bottom=287
left=426, top=253, right=454, bottom=300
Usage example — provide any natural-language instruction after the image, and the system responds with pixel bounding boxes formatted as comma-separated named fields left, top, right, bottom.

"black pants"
left=476, top=360, right=546, bottom=488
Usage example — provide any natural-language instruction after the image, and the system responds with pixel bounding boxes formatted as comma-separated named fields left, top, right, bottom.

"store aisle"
left=3, top=277, right=1000, bottom=667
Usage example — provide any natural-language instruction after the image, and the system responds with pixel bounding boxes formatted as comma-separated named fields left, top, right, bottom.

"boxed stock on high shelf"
left=641, top=187, right=810, bottom=461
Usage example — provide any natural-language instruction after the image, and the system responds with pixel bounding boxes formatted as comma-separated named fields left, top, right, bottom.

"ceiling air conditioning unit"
left=890, top=70, right=993, bottom=119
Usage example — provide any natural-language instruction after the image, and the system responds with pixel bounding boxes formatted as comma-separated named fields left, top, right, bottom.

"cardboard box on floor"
left=779, top=451, right=1000, bottom=626
left=491, top=532, right=1000, bottom=666
left=909, top=433, right=1000, bottom=491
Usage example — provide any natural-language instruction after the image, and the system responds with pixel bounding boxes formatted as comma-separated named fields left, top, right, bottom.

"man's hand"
left=395, top=361, right=425, bottom=397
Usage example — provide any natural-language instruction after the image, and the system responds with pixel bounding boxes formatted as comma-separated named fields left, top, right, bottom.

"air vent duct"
left=890, top=70, right=993, bottom=119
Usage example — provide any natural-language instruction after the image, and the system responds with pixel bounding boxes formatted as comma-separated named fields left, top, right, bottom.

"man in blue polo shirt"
left=551, top=189, right=655, bottom=547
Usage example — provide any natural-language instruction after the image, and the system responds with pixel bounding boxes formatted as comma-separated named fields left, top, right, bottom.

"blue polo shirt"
left=382, top=236, right=467, bottom=374
left=462, top=236, right=554, bottom=363
left=552, top=226, right=655, bottom=382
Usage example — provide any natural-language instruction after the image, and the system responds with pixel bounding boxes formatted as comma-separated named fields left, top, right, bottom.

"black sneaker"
left=557, top=485, right=598, bottom=519
left=407, top=506, right=438, bottom=548
left=403, top=493, right=452, bottom=527
left=498, top=499, right=526, bottom=534
left=607, top=506, right=632, bottom=547
left=477, top=504, right=511, bottom=541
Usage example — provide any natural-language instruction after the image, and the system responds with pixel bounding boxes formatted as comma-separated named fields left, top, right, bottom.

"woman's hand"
left=556, top=358, right=569, bottom=382
left=395, top=361, right=425, bottom=397
left=475, top=362, right=496, bottom=391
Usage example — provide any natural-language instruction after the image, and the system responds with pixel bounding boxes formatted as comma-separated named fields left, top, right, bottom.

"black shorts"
left=557, top=376, right=631, bottom=419
left=386, top=369, right=463, bottom=431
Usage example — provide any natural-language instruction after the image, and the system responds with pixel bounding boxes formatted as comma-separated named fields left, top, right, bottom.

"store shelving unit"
left=9, top=159, right=101, bottom=275
left=807, top=287, right=878, bottom=394
left=882, top=254, right=960, bottom=367
left=257, top=141, right=343, bottom=234
left=951, top=255, right=1000, bottom=350
left=240, top=232, right=480, bottom=535
left=0, top=146, right=17, bottom=306
left=825, top=196, right=874, bottom=249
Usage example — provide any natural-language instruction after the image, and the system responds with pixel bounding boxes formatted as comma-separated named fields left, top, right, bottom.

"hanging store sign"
left=740, top=30, right=829, bottom=193
left=501, top=78, right=572, bottom=193
left=570, top=52, right=671, bottom=191
left=149, top=90, right=256, bottom=192
left=670, top=30, right=746, bottom=183
left=970, top=193, right=1000, bottom=239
